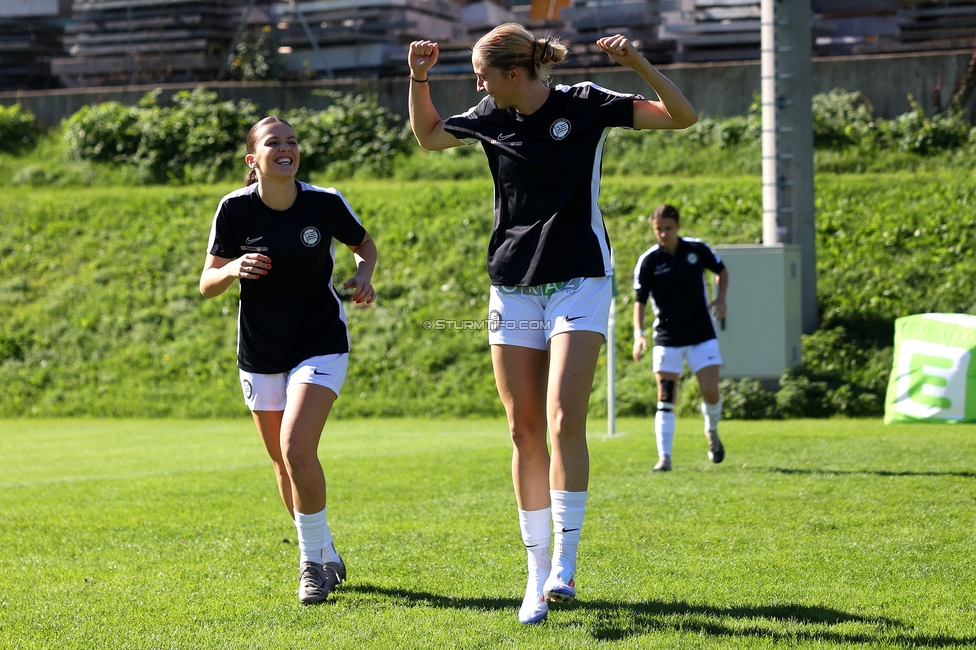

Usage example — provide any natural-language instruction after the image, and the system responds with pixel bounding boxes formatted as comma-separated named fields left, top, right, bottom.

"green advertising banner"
left=885, top=313, right=976, bottom=424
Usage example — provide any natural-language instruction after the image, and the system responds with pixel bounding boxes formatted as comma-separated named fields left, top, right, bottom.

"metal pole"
left=217, top=0, right=257, bottom=82
left=291, top=0, right=334, bottom=80
left=760, top=0, right=817, bottom=333
left=607, top=249, right=617, bottom=437
left=760, top=0, right=780, bottom=246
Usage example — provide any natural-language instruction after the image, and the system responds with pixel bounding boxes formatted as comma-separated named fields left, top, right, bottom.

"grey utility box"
left=712, top=244, right=803, bottom=379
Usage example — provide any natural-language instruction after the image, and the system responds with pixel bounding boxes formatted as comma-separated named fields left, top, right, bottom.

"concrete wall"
left=1, top=50, right=973, bottom=127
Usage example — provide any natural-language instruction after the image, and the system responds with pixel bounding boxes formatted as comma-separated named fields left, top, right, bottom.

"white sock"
left=549, top=490, right=586, bottom=582
left=295, top=508, right=340, bottom=565
left=702, top=398, right=723, bottom=432
left=655, top=407, right=676, bottom=458
left=518, top=508, right=551, bottom=617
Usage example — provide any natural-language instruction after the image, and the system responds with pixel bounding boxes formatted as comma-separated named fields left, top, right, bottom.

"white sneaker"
left=543, top=569, right=576, bottom=603
left=518, top=585, right=548, bottom=624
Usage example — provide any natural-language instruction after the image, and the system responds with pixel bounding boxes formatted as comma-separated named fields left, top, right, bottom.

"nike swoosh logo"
left=524, top=543, right=539, bottom=548
left=245, top=236, right=263, bottom=244
left=561, top=527, right=579, bottom=533
left=312, top=370, right=330, bottom=376
left=565, top=315, right=585, bottom=322
left=497, top=133, right=516, bottom=141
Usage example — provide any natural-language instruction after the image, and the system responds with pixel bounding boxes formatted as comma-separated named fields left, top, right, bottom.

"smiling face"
left=245, top=121, right=300, bottom=180
left=472, top=51, right=517, bottom=109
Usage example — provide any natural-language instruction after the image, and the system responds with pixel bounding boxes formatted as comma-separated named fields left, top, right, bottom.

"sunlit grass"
left=1, top=417, right=974, bottom=649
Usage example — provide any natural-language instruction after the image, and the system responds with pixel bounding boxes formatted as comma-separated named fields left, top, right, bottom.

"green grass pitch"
left=1, top=417, right=974, bottom=649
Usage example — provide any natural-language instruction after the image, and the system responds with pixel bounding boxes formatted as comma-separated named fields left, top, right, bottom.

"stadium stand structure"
left=868, top=0, right=976, bottom=53
left=2, top=0, right=973, bottom=89
left=812, top=1, right=976, bottom=56
left=273, top=0, right=465, bottom=77
left=659, top=0, right=762, bottom=62
left=559, top=0, right=677, bottom=65
left=811, top=1, right=900, bottom=56
left=51, top=0, right=248, bottom=87
left=0, top=0, right=69, bottom=90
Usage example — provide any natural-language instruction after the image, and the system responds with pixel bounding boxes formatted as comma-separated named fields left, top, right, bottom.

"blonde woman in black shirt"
left=408, top=24, right=697, bottom=624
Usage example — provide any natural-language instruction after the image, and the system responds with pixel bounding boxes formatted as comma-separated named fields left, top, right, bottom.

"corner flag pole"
left=607, top=248, right=618, bottom=437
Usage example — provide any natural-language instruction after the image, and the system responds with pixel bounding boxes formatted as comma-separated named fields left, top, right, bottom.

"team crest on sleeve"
left=687, top=252, right=699, bottom=265
left=300, top=226, right=321, bottom=247
left=550, top=118, right=571, bottom=140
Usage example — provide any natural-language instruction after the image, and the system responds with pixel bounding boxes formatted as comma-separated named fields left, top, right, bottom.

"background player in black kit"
left=199, top=116, right=376, bottom=605
left=633, top=204, right=728, bottom=471
left=407, top=24, right=697, bottom=624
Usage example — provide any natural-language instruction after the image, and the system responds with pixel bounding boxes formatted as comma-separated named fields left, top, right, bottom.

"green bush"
left=721, top=378, right=778, bottom=420
left=812, top=88, right=877, bottom=149
left=131, top=89, right=259, bottom=183
left=684, top=113, right=762, bottom=149
left=227, top=26, right=281, bottom=82
left=61, top=89, right=409, bottom=183
left=879, top=96, right=973, bottom=154
left=285, top=92, right=413, bottom=179
left=776, top=370, right=833, bottom=419
left=0, top=105, right=43, bottom=153
left=719, top=329, right=890, bottom=420
left=63, top=101, right=140, bottom=163
left=19, top=85, right=976, bottom=184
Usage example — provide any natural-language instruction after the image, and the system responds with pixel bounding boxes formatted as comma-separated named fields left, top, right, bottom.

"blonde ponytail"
left=534, top=36, right=567, bottom=70
left=475, top=23, right=567, bottom=81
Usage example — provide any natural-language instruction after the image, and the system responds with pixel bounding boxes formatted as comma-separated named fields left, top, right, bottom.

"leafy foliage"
left=880, top=95, right=972, bottom=154
left=812, top=89, right=877, bottom=149
left=61, top=89, right=411, bottom=184
left=227, top=26, right=281, bottom=82
left=62, top=100, right=141, bottom=163
left=0, top=104, right=44, bottom=153
left=131, top=89, right=259, bottom=183
left=63, top=90, right=257, bottom=182
left=284, top=91, right=413, bottom=179
left=720, top=378, right=778, bottom=420
left=8, top=85, right=976, bottom=185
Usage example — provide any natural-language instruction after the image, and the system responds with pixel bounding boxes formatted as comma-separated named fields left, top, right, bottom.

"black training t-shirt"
left=444, top=82, right=638, bottom=286
left=207, top=182, right=366, bottom=374
left=633, top=237, right=725, bottom=347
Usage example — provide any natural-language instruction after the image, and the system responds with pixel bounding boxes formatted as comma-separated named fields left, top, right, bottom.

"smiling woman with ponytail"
left=407, top=23, right=698, bottom=625
left=199, top=115, right=377, bottom=606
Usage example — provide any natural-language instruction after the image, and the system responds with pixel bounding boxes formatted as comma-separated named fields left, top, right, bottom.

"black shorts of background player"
left=407, top=24, right=698, bottom=624
left=633, top=204, right=729, bottom=471
left=199, top=116, right=376, bottom=604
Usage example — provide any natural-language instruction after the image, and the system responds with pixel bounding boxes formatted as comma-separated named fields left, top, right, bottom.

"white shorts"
left=239, top=353, right=349, bottom=411
left=652, top=338, right=722, bottom=375
left=487, top=276, right=613, bottom=350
